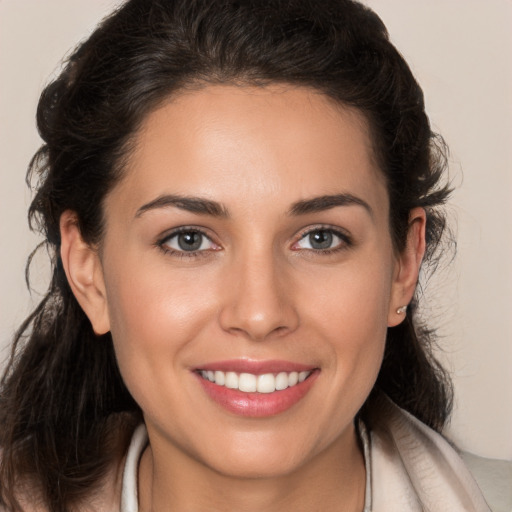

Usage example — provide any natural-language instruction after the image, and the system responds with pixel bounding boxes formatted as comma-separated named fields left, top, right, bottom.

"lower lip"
left=195, top=370, right=319, bottom=417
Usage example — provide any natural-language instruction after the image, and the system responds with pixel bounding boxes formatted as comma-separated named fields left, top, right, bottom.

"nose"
left=218, top=252, right=299, bottom=341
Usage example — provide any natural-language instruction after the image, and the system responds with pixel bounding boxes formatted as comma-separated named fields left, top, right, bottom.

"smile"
left=198, top=370, right=312, bottom=393
left=194, top=362, right=319, bottom=417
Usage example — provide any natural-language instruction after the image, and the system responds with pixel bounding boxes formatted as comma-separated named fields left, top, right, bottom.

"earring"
left=396, top=305, right=407, bottom=314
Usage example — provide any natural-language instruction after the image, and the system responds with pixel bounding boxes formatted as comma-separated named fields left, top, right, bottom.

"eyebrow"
left=134, top=192, right=372, bottom=219
left=135, top=194, right=229, bottom=219
left=289, top=193, right=373, bottom=218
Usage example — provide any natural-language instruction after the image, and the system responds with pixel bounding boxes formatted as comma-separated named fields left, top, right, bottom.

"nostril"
left=217, top=268, right=300, bottom=340
left=219, top=311, right=298, bottom=341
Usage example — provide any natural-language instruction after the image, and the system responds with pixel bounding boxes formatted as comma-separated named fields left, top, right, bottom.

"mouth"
left=197, top=369, right=312, bottom=393
left=193, top=361, right=319, bottom=417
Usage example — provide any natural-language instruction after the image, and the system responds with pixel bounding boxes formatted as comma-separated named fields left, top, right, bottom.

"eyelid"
left=157, top=226, right=221, bottom=256
left=291, top=225, right=352, bottom=251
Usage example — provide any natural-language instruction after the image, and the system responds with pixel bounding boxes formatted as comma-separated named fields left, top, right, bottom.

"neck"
left=138, top=424, right=366, bottom=512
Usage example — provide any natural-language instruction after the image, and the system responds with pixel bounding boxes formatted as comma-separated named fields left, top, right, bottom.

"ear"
left=60, top=210, right=110, bottom=335
left=388, top=207, right=426, bottom=327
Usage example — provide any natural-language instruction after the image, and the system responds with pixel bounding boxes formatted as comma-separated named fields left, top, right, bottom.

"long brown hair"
left=1, top=0, right=452, bottom=510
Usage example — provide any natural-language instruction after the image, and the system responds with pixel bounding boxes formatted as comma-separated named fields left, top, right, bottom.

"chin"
left=206, top=451, right=306, bottom=480
left=196, top=428, right=323, bottom=480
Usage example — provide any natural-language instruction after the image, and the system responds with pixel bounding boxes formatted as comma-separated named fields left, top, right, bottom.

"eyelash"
left=157, top=227, right=219, bottom=259
left=292, top=226, right=352, bottom=255
left=156, top=226, right=352, bottom=259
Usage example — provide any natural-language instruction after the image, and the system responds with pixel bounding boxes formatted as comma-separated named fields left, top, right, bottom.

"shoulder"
left=460, top=451, right=512, bottom=512
left=0, top=454, right=126, bottom=512
left=0, top=414, right=139, bottom=511
left=366, top=394, right=491, bottom=512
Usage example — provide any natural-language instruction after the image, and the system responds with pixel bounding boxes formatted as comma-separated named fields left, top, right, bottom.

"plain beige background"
left=1, top=0, right=511, bottom=460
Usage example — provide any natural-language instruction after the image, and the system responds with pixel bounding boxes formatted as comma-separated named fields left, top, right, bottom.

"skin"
left=60, top=84, right=425, bottom=511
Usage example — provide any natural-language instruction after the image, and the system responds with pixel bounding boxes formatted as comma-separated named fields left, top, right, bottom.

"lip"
left=193, top=360, right=319, bottom=418
left=195, top=359, right=316, bottom=375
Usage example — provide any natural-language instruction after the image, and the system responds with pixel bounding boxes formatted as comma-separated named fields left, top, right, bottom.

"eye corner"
left=156, top=226, right=221, bottom=258
left=292, top=226, right=353, bottom=253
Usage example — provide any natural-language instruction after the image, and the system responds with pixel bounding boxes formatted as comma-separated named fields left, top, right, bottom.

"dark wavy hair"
left=0, top=0, right=453, bottom=510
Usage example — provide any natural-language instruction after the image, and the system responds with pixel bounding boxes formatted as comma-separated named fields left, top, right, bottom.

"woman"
left=0, top=0, right=490, bottom=510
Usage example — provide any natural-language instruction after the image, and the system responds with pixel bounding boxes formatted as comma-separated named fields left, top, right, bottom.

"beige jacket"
left=362, top=395, right=490, bottom=511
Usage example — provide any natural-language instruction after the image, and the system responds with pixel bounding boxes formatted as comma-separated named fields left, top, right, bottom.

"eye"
left=160, top=229, right=219, bottom=254
left=294, top=228, right=349, bottom=252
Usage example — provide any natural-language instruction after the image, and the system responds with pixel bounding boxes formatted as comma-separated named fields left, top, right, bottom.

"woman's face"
left=91, top=85, right=412, bottom=477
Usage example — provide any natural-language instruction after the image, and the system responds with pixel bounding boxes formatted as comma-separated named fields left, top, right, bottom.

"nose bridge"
left=219, top=243, right=298, bottom=340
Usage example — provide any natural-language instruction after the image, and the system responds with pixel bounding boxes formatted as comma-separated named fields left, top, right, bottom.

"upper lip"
left=194, top=359, right=317, bottom=375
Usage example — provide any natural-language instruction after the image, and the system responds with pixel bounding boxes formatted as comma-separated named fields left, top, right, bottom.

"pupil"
left=178, top=232, right=202, bottom=251
left=310, top=230, right=332, bottom=250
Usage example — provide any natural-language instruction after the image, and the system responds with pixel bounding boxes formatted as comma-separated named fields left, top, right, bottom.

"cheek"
left=302, top=252, right=394, bottom=337
left=105, top=249, right=214, bottom=332
left=300, top=254, right=393, bottom=393
left=102, top=255, right=219, bottom=394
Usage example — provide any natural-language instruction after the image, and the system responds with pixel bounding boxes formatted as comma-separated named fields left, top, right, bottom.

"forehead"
left=109, top=84, right=388, bottom=218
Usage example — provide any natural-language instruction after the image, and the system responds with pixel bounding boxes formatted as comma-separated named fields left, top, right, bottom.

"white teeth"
left=225, top=371, right=239, bottom=389
left=275, top=372, right=289, bottom=391
left=288, top=371, right=299, bottom=386
left=200, top=369, right=312, bottom=393
left=239, top=373, right=257, bottom=392
left=257, top=373, right=275, bottom=393
left=214, top=370, right=225, bottom=386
